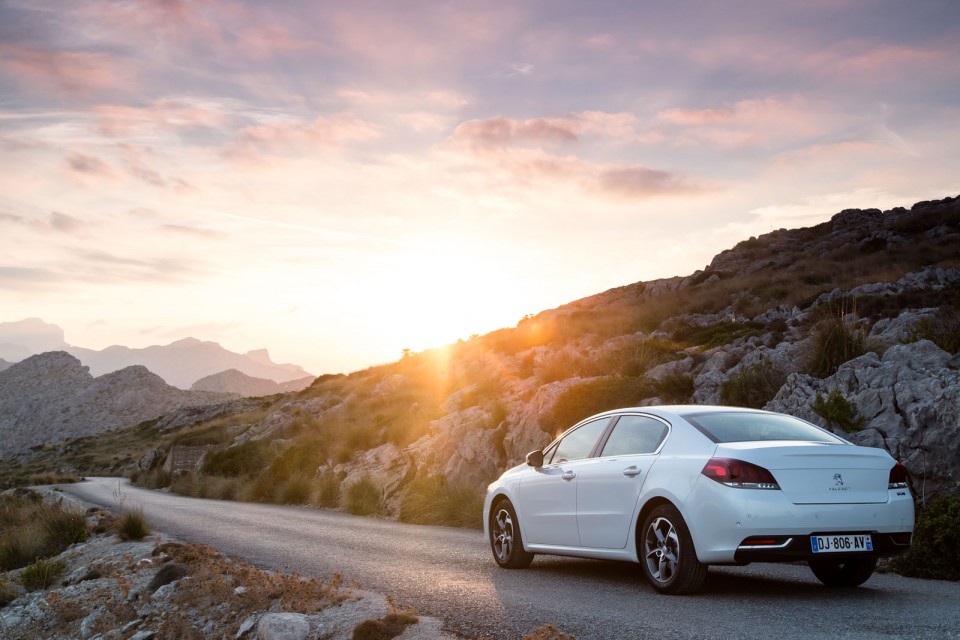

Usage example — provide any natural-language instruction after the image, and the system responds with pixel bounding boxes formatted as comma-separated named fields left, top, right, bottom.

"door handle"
left=623, top=466, right=642, bottom=478
left=562, top=471, right=576, bottom=481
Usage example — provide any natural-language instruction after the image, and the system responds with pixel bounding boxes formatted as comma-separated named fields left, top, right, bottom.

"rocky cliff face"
left=0, top=352, right=235, bottom=456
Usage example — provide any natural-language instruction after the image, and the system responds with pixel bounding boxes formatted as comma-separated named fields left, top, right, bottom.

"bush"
left=0, top=493, right=88, bottom=571
left=276, top=473, right=312, bottom=505
left=651, top=373, right=694, bottom=403
left=342, top=476, right=382, bottom=516
left=18, top=557, right=66, bottom=591
left=805, top=317, right=866, bottom=378
left=720, top=358, right=787, bottom=409
left=202, top=440, right=270, bottom=478
left=813, top=389, right=864, bottom=432
left=312, top=472, right=341, bottom=509
left=42, top=508, right=88, bottom=548
left=115, top=506, right=151, bottom=541
left=909, top=307, right=960, bottom=354
left=0, top=576, right=16, bottom=606
left=545, top=376, right=649, bottom=435
left=399, top=476, right=484, bottom=529
left=892, top=495, right=960, bottom=581
left=522, top=624, right=576, bottom=640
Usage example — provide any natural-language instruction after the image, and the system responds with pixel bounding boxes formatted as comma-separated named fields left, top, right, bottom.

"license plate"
left=811, top=534, right=873, bottom=553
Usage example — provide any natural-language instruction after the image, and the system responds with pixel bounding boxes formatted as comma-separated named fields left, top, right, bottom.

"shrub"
left=399, top=476, right=484, bottom=529
left=276, top=473, right=312, bottom=505
left=805, top=317, right=866, bottom=378
left=651, top=373, right=694, bottom=403
left=202, top=440, right=270, bottom=478
left=18, top=557, right=66, bottom=591
left=0, top=576, right=16, bottom=606
left=909, top=307, right=960, bottom=354
left=671, top=320, right=764, bottom=349
left=0, top=527, right=42, bottom=572
left=342, top=476, right=382, bottom=516
left=115, top=506, right=151, bottom=541
left=545, top=376, right=649, bottom=435
left=0, top=494, right=88, bottom=571
left=891, top=495, right=960, bottom=581
left=133, top=468, right=172, bottom=489
left=312, top=472, right=341, bottom=509
left=42, top=508, right=88, bottom=548
left=720, top=358, right=788, bottom=409
left=813, top=389, right=864, bottom=432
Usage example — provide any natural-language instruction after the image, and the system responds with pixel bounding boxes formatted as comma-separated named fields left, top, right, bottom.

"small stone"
left=256, top=612, right=310, bottom=640
left=147, top=562, right=188, bottom=593
left=129, top=631, right=157, bottom=640
left=234, top=586, right=247, bottom=595
left=235, top=615, right=258, bottom=639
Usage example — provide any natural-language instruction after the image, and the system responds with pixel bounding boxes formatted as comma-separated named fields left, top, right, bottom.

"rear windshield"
left=686, top=412, right=845, bottom=444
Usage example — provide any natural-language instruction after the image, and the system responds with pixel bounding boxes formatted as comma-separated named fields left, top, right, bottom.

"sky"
left=1, top=0, right=959, bottom=375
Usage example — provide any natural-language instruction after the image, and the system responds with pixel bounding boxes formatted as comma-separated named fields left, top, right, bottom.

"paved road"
left=59, top=478, right=960, bottom=640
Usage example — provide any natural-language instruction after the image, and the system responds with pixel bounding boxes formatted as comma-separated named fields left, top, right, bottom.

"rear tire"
left=808, top=557, right=877, bottom=587
left=640, top=505, right=707, bottom=594
left=489, top=500, right=534, bottom=569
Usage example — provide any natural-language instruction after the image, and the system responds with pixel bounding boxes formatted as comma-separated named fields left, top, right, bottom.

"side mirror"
left=525, top=450, right=544, bottom=468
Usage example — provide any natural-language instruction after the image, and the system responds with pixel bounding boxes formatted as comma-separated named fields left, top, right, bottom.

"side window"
left=600, top=415, right=668, bottom=456
left=549, top=418, right=609, bottom=464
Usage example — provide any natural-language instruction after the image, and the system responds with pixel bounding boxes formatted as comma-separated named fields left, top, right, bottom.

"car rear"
left=678, top=410, right=914, bottom=565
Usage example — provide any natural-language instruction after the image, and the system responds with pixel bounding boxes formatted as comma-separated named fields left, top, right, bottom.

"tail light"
left=701, top=458, right=780, bottom=490
left=888, top=461, right=909, bottom=489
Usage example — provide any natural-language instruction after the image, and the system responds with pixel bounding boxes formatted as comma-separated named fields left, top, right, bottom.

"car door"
left=576, top=414, right=670, bottom=549
left=519, top=417, right=610, bottom=547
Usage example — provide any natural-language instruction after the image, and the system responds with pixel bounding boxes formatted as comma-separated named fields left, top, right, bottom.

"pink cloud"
left=66, top=152, right=113, bottom=176
left=654, top=97, right=825, bottom=149
left=453, top=117, right=579, bottom=148
left=95, top=100, right=233, bottom=138
left=0, top=44, right=131, bottom=97
left=227, top=114, right=380, bottom=160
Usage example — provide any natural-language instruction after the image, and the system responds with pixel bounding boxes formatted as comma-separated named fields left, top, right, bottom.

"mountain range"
left=0, top=318, right=314, bottom=391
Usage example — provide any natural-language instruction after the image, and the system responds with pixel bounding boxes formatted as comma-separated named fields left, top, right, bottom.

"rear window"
left=686, top=412, right=844, bottom=444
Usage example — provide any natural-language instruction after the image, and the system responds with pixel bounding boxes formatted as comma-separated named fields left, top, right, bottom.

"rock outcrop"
left=0, top=352, right=235, bottom=456
left=767, top=340, right=960, bottom=497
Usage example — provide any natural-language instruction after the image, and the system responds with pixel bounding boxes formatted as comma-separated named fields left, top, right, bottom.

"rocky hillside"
left=0, top=353, right=235, bottom=457
left=191, top=369, right=316, bottom=396
left=8, top=196, right=960, bottom=515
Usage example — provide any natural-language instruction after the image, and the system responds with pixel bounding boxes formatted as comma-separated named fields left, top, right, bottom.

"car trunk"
left=715, top=442, right=891, bottom=505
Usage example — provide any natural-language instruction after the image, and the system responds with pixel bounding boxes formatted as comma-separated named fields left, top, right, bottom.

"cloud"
left=0, top=266, right=58, bottom=291
left=0, top=43, right=131, bottom=97
left=597, top=166, right=706, bottom=198
left=160, top=224, right=227, bottom=240
left=117, top=144, right=194, bottom=191
left=227, top=113, right=379, bottom=159
left=66, top=152, right=112, bottom=175
left=50, top=211, right=83, bottom=233
left=453, top=116, right=579, bottom=148
left=94, top=99, right=236, bottom=139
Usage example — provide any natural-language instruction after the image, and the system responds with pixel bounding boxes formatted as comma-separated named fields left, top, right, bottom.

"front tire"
left=808, top=557, right=877, bottom=587
left=489, top=500, right=534, bottom=569
left=640, top=505, right=707, bottom=594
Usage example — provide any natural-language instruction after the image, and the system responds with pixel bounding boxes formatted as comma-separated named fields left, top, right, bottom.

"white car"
left=483, top=406, right=914, bottom=594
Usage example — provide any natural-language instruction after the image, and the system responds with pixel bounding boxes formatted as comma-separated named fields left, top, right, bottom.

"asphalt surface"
left=59, top=477, right=960, bottom=640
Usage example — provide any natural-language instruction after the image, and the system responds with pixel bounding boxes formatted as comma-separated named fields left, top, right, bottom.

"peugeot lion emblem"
left=833, top=473, right=844, bottom=487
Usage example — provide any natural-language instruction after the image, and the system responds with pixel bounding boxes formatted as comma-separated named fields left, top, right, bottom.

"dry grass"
left=0, top=492, right=88, bottom=571
left=115, top=506, right=151, bottom=541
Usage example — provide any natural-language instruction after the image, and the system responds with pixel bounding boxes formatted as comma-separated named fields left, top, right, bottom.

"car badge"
left=833, top=473, right=844, bottom=487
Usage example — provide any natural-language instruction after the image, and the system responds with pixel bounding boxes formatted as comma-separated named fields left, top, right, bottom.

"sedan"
left=483, top=405, right=914, bottom=594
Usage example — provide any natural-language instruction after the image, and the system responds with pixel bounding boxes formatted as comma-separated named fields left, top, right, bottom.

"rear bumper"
left=683, top=476, right=915, bottom=564
left=733, top=531, right=912, bottom=563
